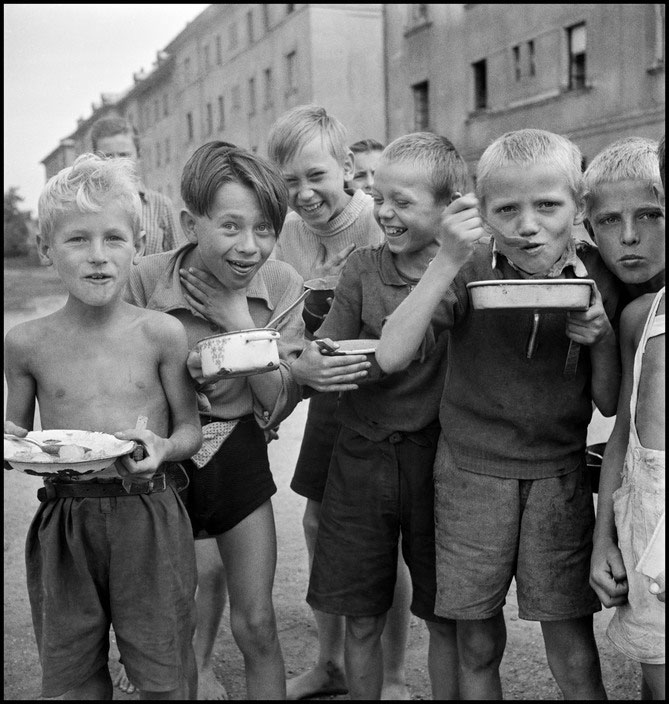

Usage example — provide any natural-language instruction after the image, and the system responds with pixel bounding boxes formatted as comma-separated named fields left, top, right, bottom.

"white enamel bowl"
left=197, top=328, right=281, bottom=380
left=467, top=279, right=594, bottom=311
left=4, top=430, right=137, bottom=477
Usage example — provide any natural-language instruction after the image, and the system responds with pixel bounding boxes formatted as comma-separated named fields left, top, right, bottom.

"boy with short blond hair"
left=265, top=104, right=389, bottom=698
left=587, top=135, right=665, bottom=699
left=4, top=153, right=203, bottom=700
left=377, top=128, right=622, bottom=699
left=292, top=131, right=468, bottom=699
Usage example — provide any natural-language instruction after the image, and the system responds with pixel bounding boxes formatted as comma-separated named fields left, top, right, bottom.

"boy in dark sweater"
left=377, top=128, right=621, bottom=699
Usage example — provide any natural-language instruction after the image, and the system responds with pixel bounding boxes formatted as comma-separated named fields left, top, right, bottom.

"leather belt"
left=37, top=472, right=168, bottom=502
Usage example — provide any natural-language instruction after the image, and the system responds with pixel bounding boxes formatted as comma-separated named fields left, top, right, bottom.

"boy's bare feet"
left=112, top=662, right=137, bottom=694
left=198, top=666, right=229, bottom=700
left=286, top=662, right=348, bottom=700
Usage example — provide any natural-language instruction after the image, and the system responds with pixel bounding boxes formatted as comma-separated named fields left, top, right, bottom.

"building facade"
left=385, top=3, right=665, bottom=172
left=42, top=3, right=665, bottom=206
left=42, top=3, right=386, bottom=210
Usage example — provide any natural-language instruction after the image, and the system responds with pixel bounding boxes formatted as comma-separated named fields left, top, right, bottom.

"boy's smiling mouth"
left=384, top=226, right=408, bottom=238
left=227, top=259, right=257, bottom=275
left=300, top=201, right=324, bottom=215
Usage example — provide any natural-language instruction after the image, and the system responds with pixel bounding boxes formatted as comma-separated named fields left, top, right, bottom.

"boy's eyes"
left=638, top=210, right=664, bottom=221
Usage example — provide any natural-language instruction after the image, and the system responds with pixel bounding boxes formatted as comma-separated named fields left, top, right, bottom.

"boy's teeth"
left=302, top=203, right=321, bottom=212
left=386, top=227, right=406, bottom=236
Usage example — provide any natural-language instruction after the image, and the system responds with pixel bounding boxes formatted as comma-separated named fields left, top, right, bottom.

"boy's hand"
left=437, top=193, right=485, bottom=267
left=566, top=283, right=615, bottom=347
left=590, top=540, right=629, bottom=607
left=180, top=267, right=253, bottom=330
left=649, top=571, right=665, bottom=603
left=291, top=339, right=370, bottom=392
left=313, top=242, right=356, bottom=279
left=114, top=428, right=171, bottom=482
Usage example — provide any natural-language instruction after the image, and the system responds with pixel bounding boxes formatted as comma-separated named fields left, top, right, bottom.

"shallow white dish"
left=467, top=279, right=594, bottom=311
left=4, top=429, right=136, bottom=477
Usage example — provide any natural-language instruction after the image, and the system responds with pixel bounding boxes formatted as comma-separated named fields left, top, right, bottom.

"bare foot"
left=112, top=662, right=137, bottom=695
left=286, top=662, right=348, bottom=700
left=382, top=681, right=410, bottom=700
left=198, top=666, right=228, bottom=700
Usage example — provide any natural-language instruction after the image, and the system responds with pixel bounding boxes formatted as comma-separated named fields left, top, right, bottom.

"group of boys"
left=3, top=100, right=664, bottom=701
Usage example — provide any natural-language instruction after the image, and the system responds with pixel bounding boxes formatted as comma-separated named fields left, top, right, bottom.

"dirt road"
left=3, top=273, right=640, bottom=700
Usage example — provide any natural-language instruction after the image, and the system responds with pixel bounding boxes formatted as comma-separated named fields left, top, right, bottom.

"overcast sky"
left=4, top=3, right=210, bottom=217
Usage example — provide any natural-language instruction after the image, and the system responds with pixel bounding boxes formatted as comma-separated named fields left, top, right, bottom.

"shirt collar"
left=147, top=243, right=276, bottom=317
left=491, top=237, right=589, bottom=278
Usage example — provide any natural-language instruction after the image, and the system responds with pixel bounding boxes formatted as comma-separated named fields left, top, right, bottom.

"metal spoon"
left=264, top=289, right=310, bottom=329
left=4, top=433, right=63, bottom=456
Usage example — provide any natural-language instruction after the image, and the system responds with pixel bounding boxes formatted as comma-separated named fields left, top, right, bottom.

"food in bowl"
left=197, top=328, right=280, bottom=380
left=4, top=430, right=137, bottom=477
left=303, top=276, right=339, bottom=334
left=467, top=279, right=594, bottom=311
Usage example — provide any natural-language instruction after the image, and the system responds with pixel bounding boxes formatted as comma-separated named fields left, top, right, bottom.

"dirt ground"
left=3, top=262, right=641, bottom=700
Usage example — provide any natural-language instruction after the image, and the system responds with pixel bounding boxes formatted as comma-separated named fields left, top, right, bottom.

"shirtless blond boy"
left=4, top=153, right=202, bottom=700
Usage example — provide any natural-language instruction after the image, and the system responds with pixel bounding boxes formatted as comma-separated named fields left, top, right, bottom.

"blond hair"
left=267, top=104, right=349, bottom=166
left=476, top=128, right=583, bottom=205
left=583, top=137, right=661, bottom=215
left=38, top=153, right=142, bottom=241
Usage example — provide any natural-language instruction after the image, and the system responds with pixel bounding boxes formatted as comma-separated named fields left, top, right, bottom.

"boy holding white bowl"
left=290, top=132, right=469, bottom=699
left=376, top=128, right=621, bottom=699
left=124, top=142, right=304, bottom=699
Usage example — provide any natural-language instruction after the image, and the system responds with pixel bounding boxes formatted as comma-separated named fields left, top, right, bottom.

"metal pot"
left=197, top=328, right=280, bottom=379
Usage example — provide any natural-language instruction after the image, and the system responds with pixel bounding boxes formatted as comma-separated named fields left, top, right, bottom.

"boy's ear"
left=180, top=209, right=199, bottom=244
left=573, top=195, right=587, bottom=227
left=35, top=233, right=53, bottom=267
left=342, top=149, right=355, bottom=182
left=133, top=229, right=146, bottom=263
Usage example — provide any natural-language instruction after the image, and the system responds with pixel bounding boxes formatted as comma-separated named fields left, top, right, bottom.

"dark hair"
left=90, top=116, right=141, bottom=156
left=659, top=134, right=665, bottom=189
left=349, top=138, right=384, bottom=154
left=181, top=141, right=289, bottom=236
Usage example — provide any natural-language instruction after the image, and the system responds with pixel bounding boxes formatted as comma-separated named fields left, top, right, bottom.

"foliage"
left=4, top=187, right=33, bottom=257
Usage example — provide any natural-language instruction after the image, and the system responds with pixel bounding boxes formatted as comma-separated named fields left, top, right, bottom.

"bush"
left=4, top=187, right=33, bottom=258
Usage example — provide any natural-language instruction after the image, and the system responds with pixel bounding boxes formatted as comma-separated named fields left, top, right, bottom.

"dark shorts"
left=433, top=435, right=601, bottom=621
left=181, top=416, right=277, bottom=537
left=307, top=423, right=448, bottom=623
left=290, top=393, right=340, bottom=501
left=25, top=481, right=197, bottom=698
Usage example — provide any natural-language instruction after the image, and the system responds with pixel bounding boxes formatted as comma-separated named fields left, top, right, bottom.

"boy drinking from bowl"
left=291, top=132, right=468, bottom=699
left=3, top=153, right=203, bottom=700
left=124, top=142, right=304, bottom=699
left=376, top=128, right=621, bottom=699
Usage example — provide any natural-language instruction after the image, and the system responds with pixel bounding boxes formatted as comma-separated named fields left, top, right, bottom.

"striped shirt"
left=139, top=187, right=187, bottom=255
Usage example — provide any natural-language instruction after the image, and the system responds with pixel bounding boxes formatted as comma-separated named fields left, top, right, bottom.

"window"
left=651, top=4, right=665, bottom=68
left=527, top=40, right=536, bottom=77
left=186, top=112, right=194, bottom=141
left=154, top=99, right=160, bottom=123
left=232, top=84, right=241, bottom=111
left=204, top=44, right=211, bottom=71
left=472, top=59, right=487, bottom=110
left=262, top=4, right=271, bottom=32
left=156, top=142, right=161, bottom=167
left=165, top=137, right=170, bottom=164
left=218, top=95, right=225, bottom=131
left=286, top=4, right=295, bottom=14
left=229, top=22, right=238, bottom=50
left=216, top=35, right=222, bottom=65
left=247, top=10, right=254, bottom=44
left=512, top=45, right=521, bottom=81
left=285, top=50, right=297, bottom=95
left=264, top=68, right=273, bottom=107
left=206, top=102, right=213, bottom=135
left=162, top=93, right=169, bottom=117
left=567, top=23, right=587, bottom=89
left=184, top=57, right=192, bottom=84
left=412, top=81, right=429, bottom=130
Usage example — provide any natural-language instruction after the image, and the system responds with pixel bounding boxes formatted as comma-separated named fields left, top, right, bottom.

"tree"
left=4, top=187, right=32, bottom=257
